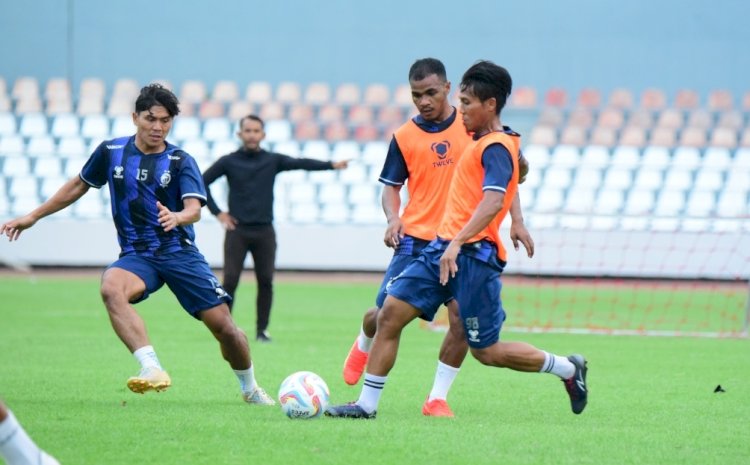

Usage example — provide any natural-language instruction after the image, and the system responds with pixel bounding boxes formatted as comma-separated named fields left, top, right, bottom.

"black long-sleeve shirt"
left=202, top=148, right=335, bottom=225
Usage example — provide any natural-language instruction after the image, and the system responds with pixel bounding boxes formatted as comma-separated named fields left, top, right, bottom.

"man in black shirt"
left=203, top=114, right=348, bottom=342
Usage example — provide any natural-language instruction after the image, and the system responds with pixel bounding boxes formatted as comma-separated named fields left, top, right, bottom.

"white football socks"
left=428, top=361, right=460, bottom=401
left=357, top=373, right=387, bottom=413
left=234, top=365, right=257, bottom=394
left=0, top=410, right=59, bottom=465
left=540, top=351, right=575, bottom=379
left=357, top=327, right=373, bottom=353
left=133, top=345, right=162, bottom=370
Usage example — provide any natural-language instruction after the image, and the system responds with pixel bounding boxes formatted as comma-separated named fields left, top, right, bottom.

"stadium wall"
left=0, top=0, right=748, bottom=97
left=1, top=219, right=747, bottom=280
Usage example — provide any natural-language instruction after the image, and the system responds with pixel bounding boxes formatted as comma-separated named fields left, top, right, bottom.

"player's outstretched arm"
left=509, top=192, right=534, bottom=258
left=1, top=176, right=90, bottom=241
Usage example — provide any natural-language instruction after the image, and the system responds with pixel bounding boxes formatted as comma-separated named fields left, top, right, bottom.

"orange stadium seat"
left=324, top=121, right=350, bottom=142
left=509, top=86, right=537, bottom=109
left=576, top=87, right=601, bottom=108
left=708, top=127, right=737, bottom=148
left=353, top=123, right=379, bottom=142
left=347, top=105, right=374, bottom=124
left=537, top=107, right=564, bottom=127
left=179, top=80, right=207, bottom=104
left=246, top=81, right=272, bottom=104
left=79, top=78, right=106, bottom=101
left=363, top=84, right=390, bottom=106
left=685, top=109, right=713, bottom=129
left=335, top=83, right=361, bottom=106
left=674, top=89, right=700, bottom=110
left=596, top=107, right=625, bottom=129
left=640, top=88, right=666, bottom=110
left=76, top=96, right=104, bottom=116
left=567, top=108, right=594, bottom=128
left=626, top=108, right=655, bottom=128
left=11, top=77, right=40, bottom=101
left=607, top=88, right=634, bottom=109
left=376, top=105, right=405, bottom=125
left=543, top=88, right=567, bottom=107
left=707, top=89, right=733, bottom=111
left=227, top=101, right=254, bottom=121
left=589, top=126, right=617, bottom=147
left=656, top=108, right=684, bottom=129
left=559, top=125, right=587, bottom=146
left=317, top=103, right=344, bottom=123
left=304, top=82, right=331, bottom=106
left=178, top=102, right=196, bottom=117
left=528, top=126, right=557, bottom=147
left=715, top=110, right=744, bottom=130
left=198, top=100, right=226, bottom=119
left=649, top=127, right=676, bottom=147
left=288, top=103, right=315, bottom=123
left=294, top=120, right=321, bottom=141
left=212, top=80, right=239, bottom=103
left=45, top=98, right=73, bottom=115
left=14, top=97, right=43, bottom=114
left=44, top=78, right=71, bottom=102
left=618, top=126, right=647, bottom=147
left=258, top=102, right=285, bottom=120
left=393, top=84, right=412, bottom=107
left=677, top=127, right=706, bottom=147
left=112, top=78, right=140, bottom=100
left=276, top=82, right=301, bottom=104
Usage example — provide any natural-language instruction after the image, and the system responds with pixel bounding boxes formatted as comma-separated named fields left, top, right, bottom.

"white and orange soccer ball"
left=277, top=371, right=330, bottom=419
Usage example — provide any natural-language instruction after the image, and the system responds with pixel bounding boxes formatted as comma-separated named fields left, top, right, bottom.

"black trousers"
left=222, top=223, right=277, bottom=334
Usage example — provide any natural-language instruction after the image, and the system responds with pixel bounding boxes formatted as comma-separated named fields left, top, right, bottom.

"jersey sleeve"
left=481, top=143, right=513, bottom=193
left=179, top=155, right=208, bottom=206
left=378, top=136, right=408, bottom=186
left=79, top=142, right=110, bottom=188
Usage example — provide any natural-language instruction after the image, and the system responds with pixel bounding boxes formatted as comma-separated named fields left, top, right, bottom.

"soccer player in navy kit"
left=0, top=84, right=275, bottom=406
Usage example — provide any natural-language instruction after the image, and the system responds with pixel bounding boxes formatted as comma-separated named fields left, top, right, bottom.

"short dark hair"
left=460, top=60, right=513, bottom=114
left=239, top=114, right=264, bottom=129
left=408, top=58, right=447, bottom=82
left=134, top=83, right=180, bottom=116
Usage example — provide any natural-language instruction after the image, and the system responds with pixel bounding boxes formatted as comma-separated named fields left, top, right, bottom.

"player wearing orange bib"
left=327, top=61, right=589, bottom=419
left=341, top=58, right=533, bottom=417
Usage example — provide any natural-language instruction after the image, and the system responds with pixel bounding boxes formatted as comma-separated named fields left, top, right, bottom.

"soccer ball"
left=277, top=371, right=330, bottom=419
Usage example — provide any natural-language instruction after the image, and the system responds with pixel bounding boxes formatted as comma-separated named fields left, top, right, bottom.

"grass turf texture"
left=1, top=275, right=748, bottom=465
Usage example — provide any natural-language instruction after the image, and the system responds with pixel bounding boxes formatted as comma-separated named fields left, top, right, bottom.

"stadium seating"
left=1, top=76, right=749, bottom=232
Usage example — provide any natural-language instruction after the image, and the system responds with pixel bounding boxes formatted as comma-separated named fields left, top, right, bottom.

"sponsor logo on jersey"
left=106, top=144, right=124, bottom=149
left=113, top=166, right=124, bottom=179
left=168, top=154, right=181, bottom=160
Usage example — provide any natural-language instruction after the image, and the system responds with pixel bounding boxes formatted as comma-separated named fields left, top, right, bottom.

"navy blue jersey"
left=79, top=136, right=207, bottom=256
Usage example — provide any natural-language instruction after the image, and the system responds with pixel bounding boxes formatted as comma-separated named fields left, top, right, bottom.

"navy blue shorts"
left=386, top=239, right=506, bottom=349
left=107, top=248, right=231, bottom=319
left=375, top=236, right=455, bottom=315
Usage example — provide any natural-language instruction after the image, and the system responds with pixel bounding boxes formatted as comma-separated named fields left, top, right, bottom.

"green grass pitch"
left=1, top=274, right=748, bottom=465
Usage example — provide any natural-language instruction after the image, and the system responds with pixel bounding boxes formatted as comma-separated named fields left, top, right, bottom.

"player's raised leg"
left=471, top=342, right=588, bottom=414
left=343, top=306, right=378, bottom=385
left=100, top=266, right=171, bottom=394
left=200, top=304, right=275, bottom=405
